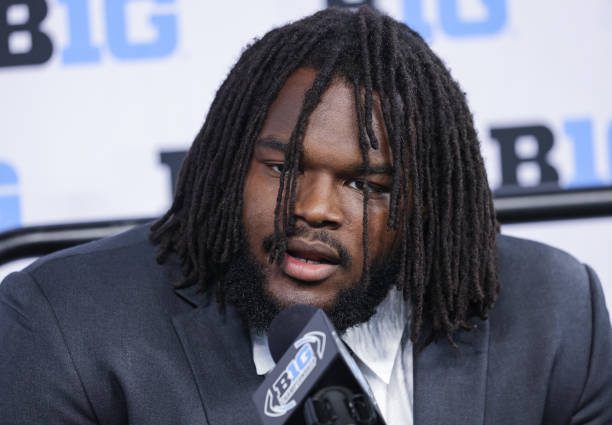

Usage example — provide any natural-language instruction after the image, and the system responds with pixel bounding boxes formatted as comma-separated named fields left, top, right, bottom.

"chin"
left=264, top=275, right=342, bottom=311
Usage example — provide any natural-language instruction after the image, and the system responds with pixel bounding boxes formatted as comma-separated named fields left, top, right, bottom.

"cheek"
left=365, top=201, right=395, bottom=259
left=242, top=168, right=279, bottom=246
left=339, top=194, right=394, bottom=265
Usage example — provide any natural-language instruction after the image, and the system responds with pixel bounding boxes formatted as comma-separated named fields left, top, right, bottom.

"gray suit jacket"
left=1, top=225, right=610, bottom=424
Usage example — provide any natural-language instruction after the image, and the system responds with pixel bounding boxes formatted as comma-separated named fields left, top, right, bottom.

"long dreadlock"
left=150, top=6, right=499, bottom=345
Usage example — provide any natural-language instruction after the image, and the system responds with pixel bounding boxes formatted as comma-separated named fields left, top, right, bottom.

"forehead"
left=258, top=68, right=391, bottom=169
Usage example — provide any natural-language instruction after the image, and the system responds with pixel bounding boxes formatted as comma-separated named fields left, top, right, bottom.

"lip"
left=281, top=253, right=340, bottom=282
left=280, top=239, right=342, bottom=282
left=286, top=239, right=341, bottom=264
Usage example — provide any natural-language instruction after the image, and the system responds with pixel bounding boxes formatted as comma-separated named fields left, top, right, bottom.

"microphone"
left=252, top=305, right=386, bottom=425
left=268, top=304, right=319, bottom=363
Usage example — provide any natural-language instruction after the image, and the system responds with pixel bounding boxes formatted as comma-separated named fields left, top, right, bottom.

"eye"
left=347, top=179, right=390, bottom=194
left=267, top=163, right=285, bottom=174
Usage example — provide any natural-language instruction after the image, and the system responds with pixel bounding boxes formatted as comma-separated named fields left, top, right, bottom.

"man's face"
left=240, top=67, right=397, bottom=317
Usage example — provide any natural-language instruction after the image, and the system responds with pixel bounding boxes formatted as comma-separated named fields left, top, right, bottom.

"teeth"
left=296, top=256, right=322, bottom=264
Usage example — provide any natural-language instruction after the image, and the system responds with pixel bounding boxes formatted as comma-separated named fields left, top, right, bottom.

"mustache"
left=262, top=225, right=352, bottom=267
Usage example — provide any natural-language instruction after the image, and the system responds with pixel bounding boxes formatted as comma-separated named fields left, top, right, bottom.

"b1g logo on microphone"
left=0, top=0, right=177, bottom=68
left=264, top=331, right=326, bottom=418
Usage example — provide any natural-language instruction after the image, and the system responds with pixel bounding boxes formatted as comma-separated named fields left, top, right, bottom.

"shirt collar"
left=341, top=288, right=409, bottom=384
left=251, top=330, right=275, bottom=375
left=250, top=288, right=410, bottom=384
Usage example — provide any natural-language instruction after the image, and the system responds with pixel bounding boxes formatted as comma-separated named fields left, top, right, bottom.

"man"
left=1, top=7, right=610, bottom=425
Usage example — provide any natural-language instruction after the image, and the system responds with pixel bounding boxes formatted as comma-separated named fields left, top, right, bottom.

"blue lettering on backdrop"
left=0, top=163, right=21, bottom=232
left=60, top=0, right=101, bottom=64
left=106, top=0, right=177, bottom=60
left=403, top=0, right=433, bottom=40
left=488, top=118, right=612, bottom=193
left=60, top=0, right=177, bottom=64
left=565, top=119, right=603, bottom=188
left=404, top=0, right=507, bottom=40
left=440, top=0, right=506, bottom=36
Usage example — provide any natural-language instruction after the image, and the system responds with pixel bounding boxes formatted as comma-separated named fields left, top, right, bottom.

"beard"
left=222, top=243, right=400, bottom=333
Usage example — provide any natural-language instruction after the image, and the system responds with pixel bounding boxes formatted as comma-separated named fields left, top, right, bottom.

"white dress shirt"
left=251, top=288, right=413, bottom=425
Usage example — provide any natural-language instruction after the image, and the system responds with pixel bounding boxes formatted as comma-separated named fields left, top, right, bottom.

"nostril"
left=292, top=174, right=343, bottom=228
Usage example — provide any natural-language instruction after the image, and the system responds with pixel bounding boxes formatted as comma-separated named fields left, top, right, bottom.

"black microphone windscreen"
left=268, top=304, right=319, bottom=363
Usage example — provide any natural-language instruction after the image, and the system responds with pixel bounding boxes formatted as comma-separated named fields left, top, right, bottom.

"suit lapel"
left=413, top=318, right=490, bottom=425
left=171, top=292, right=263, bottom=425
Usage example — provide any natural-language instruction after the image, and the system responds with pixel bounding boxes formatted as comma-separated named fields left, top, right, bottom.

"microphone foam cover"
left=268, top=304, right=320, bottom=363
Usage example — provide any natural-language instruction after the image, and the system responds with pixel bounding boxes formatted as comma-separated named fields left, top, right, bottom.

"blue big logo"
left=404, top=0, right=507, bottom=40
left=0, top=0, right=177, bottom=67
left=563, top=118, right=612, bottom=188
left=0, top=163, right=21, bottom=232
left=272, top=343, right=315, bottom=403
left=490, top=118, right=612, bottom=194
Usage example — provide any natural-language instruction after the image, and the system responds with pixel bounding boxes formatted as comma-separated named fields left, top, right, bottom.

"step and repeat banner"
left=1, top=0, right=611, bottom=298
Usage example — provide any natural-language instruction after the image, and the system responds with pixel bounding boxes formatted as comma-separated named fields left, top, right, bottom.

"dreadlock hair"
left=150, top=6, right=500, bottom=346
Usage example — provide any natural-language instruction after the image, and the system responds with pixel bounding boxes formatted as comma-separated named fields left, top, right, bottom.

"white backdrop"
left=1, top=0, right=611, bottom=303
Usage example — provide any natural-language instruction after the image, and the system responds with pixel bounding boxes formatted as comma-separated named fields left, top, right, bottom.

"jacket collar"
left=171, top=290, right=263, bottom=425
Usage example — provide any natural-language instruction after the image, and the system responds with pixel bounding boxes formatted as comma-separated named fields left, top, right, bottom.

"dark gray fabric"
left=413, top=235, right=612, bottom=425
left=1, top=225, right=610, bottom=424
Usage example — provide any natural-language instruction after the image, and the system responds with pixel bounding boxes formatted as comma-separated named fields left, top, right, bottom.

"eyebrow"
left=349, top=163, right=394, bottom=176
left=255, top=137, right=393, bottom=176
left=255, top=138, right=288, bottom=153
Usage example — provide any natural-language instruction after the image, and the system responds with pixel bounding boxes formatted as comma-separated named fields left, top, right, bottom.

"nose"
left=293, top=172, right=343, bottom=229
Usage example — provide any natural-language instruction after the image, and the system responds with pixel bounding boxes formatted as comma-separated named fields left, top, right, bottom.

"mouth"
left=281, top=239, right=341, bottom=282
